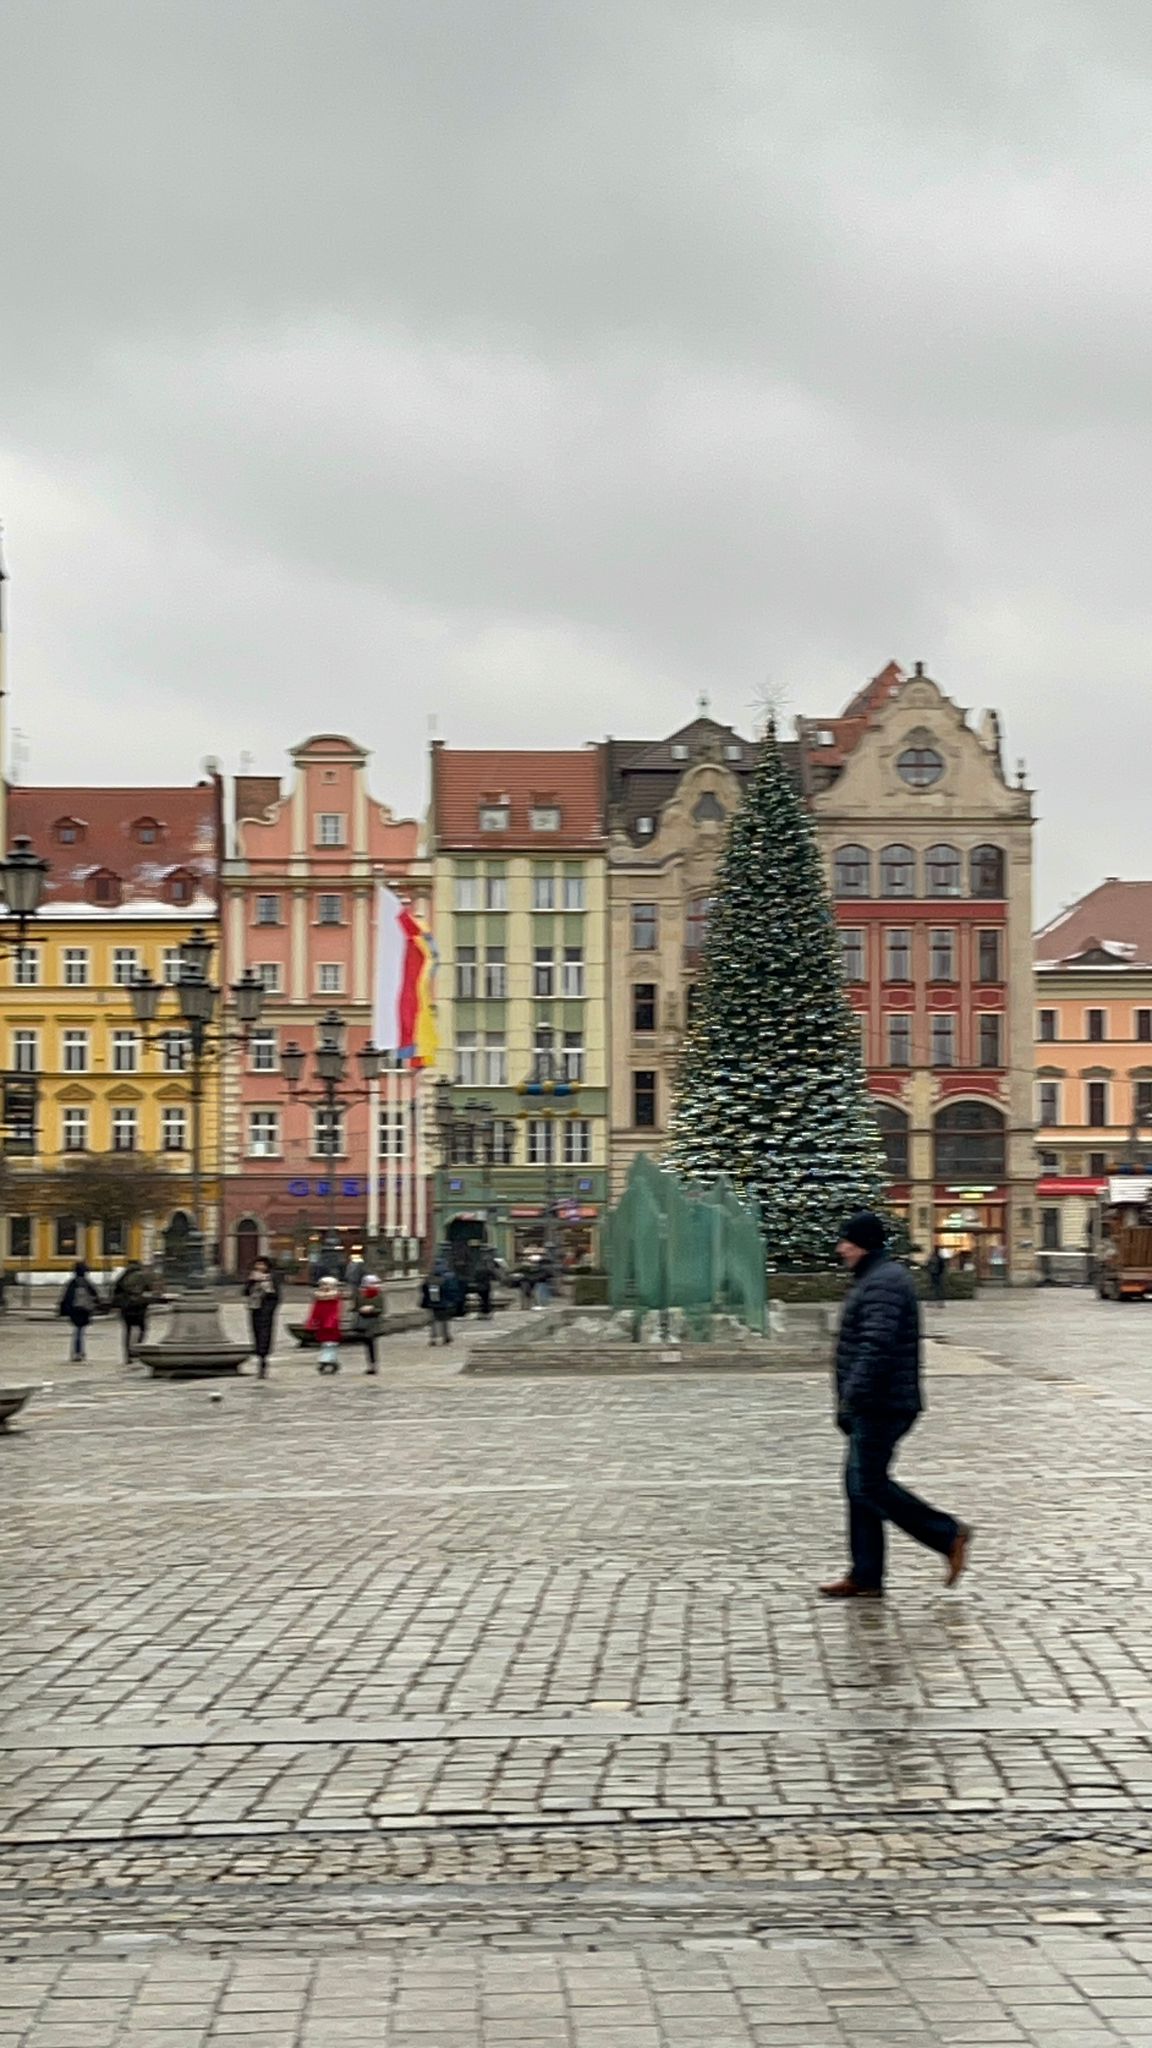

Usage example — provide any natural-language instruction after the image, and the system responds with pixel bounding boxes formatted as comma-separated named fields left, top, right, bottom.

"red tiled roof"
left=1036, top=882, right=1152, bottom=967
left=803, top=662, right=906, bottom=768
left=8, top=783, right=220, bottom=909
left=431, top=746, right=604, bottom=848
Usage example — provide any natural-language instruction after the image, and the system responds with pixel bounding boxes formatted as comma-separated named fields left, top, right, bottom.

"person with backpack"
left=244, top=1256, right=282, bottom=1379
left=59, top=1261, right=100, bottom=1362
left=421, top=1264, right=461, bottom=1346
left=112, top=1260, right=155, bottom=1362
left=354, top=1273, right=385, bottom=1374
left=305, top=1274, right=343, bottom=1374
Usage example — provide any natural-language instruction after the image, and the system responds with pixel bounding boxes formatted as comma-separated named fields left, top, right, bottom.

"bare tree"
left=32, top=1154, right=179, bottom=1276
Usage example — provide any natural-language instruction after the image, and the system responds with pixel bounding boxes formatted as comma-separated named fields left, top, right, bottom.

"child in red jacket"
left=305, top=1276, right=343, bottom=1374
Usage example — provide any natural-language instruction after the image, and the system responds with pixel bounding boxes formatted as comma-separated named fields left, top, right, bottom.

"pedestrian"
left=58, top=1260, right=100, bottom=1363
left=305, top=1275, right=343, bottom=1373
left=112, top=1259, right=155, bottom=1362
left=533, top=1254, right=554, bottom=1310
left=474, top=1250, right=493, bottom=1320
left=517, top=1258, right=536, bottom=1310
left=821, top=1211, right=972, bottom=1600
left=244, top=1256, right=282, bottom=1379
left=421, top=1265, right=460, bottom=1346
left=354, top=1273, right=384, bottom=1373
left=925, top=1245, right=948, bottom=1306
left=344, top=1244, right=367, bottom=1293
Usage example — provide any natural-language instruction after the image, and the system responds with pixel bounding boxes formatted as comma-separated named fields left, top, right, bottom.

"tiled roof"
left=8, top=783, right=220, bottom=910
left=431, top=746, right=604, bottom=849
left=799, top=661, right=906, bottom=775
left=1036, top=882, right=1152, bottom=967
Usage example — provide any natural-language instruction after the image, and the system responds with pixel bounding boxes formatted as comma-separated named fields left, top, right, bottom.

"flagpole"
left=415, top=1071, right=428, bottom=1250
left=367, top=1074, right=381, bottom=1259
left=385, top=1055, right=399, bottom=1243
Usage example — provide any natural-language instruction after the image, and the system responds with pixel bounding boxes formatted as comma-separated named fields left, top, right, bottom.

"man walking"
left=821, top=1211, right=972, bottom=1600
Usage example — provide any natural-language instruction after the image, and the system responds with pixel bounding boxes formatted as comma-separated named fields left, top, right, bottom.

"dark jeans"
left=845, top=1416, right=958, bottom=1591
left=121, top=1311, right=147, bottom=1361
left=363, top=1334, right=378, bottom=1368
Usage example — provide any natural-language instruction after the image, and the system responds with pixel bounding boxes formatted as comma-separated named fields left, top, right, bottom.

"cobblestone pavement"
left=7, top=1292, right=1152, bottom=2041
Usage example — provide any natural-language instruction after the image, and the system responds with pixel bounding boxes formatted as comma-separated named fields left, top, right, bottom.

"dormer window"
left=723, top=744, right=742, bottom=761
left=133, top=817, right=160, bottom=845
left=88, top=868, right=122, bottom=907
left=479, top=802, right=509, bottom=832
left=636, top=816, right=655, bottom=836
left=166, top=868, right=195, bottom=906
left=530, top=803, right=561, bottom=832
left=671, top=743, right=689, bottom=761
left=55, top=817, right=84, bottom=845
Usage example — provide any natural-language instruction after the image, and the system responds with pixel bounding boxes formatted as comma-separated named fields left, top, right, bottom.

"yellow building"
left=3, top=783, right=223, bottom=1277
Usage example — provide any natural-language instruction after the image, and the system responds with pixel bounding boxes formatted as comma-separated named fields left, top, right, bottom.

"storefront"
left=933, top=1186, right=1007, bottom=1280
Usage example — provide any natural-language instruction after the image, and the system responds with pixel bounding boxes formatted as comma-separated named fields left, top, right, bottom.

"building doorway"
left=162, top=1211, right=193, bottom=1285
left=235, top=1218, right=260, bottom=1278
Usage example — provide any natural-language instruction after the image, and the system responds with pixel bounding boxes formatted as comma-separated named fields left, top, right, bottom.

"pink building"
left=220, top=734, right=427, bottom=1276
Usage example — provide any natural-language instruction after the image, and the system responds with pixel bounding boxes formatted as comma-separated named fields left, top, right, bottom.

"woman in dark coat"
left=59, top=1261, right=100, bottom=1362
left=244, top=1257, right=282, bottom=1378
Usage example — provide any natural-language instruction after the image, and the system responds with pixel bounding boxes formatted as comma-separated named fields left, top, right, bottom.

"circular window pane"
left=898, top=746, right=944, bottom=789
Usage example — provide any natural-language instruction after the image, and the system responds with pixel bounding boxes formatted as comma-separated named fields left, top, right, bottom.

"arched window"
left=925, top=844, right=961, bottom=897
left=934, top=1102, right=1006, bottom=1181
left=970, top=844, right=1005, bottom=898
left=873, top=1102, right=909, bottom=1180
left=87, top=868, right=122, bottom=907
left=879, top=844, right=916, bottom=898
left=834, top=845, right=870, bottom=898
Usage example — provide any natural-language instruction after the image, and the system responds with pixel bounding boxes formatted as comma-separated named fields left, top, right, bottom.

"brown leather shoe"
left=818, top=1576, right=883, bottom=1599
left=945, top=1523, right=973, bottom=1587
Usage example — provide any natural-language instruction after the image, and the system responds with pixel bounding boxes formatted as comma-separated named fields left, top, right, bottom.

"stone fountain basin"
left=0, top=1386, right=35, bottom=1430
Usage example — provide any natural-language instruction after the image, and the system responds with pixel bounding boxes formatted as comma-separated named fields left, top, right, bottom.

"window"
left=454, top=1034, right=479, bottom=1086
left=562, top=1031, right=584, bottom=1082
left=55, top=817, right=82, bottom=844
left=887, top=930, right=912, bottom=981
left=133, top=817, right=159, bottom=844
left=1039, top=1149, right=1059, bottom=1172
left=158, top=1030, right=188, bottom=1074
left=1087, top=1081, right=1109, bottom=1128
left=934, top=1102, right=1006, bottom=1180
left=532, top=871, right=556, bottom=911
left=317, top=963, right=344, bottom=996
left=632, top=902, right=658, bottom=951
left=55, top=1218, right=79, bottom=1259
left=484, top=1032, right=508, bottom=1086
left=9, top=1216, right=31, bottom=1260
left=317, top=813, right=346, bottom=847
left=63, top=948, right=90, bottom=987
left=479, top=804, right=509, bottom=832
left=887, top=1015, right=911, bottom=1067
left=970, top=845, right=1005, bottom=898
left=686, top=896, right=714, bottom=951
left=1037, top=1081, right=1061, bottom=1127
left=112, top=1107, right=138, bottom=1152
left=494, top=1118, right=517, bottom=1166
left=563, top=873, right=586, bottom=912
left=255, top=895, right=281, bottom=926
left=873, top=1102, right=909, bottom=1179
left=880, top=844, right=916, bottom=898
left=834, top=845, right=870, bottom=898
left=1090, top=1151, right=1108, bottom=1175
left=486, top=874, right=508, bottom=912
left=636, top=816, right=655, bottom=837
left=531, top=805, right=561, bottom=832
left=1087, top=1009, right=1106, bottom=1043
left=167, top=870, right=194, bottom=907
left=378, top=1105, right=405, bottom=1159
left=693, top=791, right=726, bottom=824
left=317, top=894, right=343, bottom=926
left=102, top=1219, right=127, bottom=1260
left=11, top=1030, right=38, bottom=1074
left=247, top=1109, right=280, bottom=1158
left=528, top=1117, right=556, bottom=1165
left=897, top=745, right=944, bottom=788
left=533, top=948, right=555, bottom=998
left=455, top=875, right=481, bottom=911
left=450, top=1123, right=477, bottom=1166
left=88, top=869, right=122, bottom=906
left=1038, top=1009, right=1057, bottom=1043
left=837, top=930, right=864, bottom=983
left=484, top=947, right=507, bottom=999
left=564, top=1118, right=592, bottom=1165
left=931, top=1015, right=956, bottom=1067
left=1041, top=1209, right=1062, bottom=1252
left=455, top=946, right=478, bottom=999
left=925, top=844, right=961, bottom=897
left=313, top=1105, right=346, bottom=1156
left=11, top=946, right=38, bottom=987
left=561, top=948, right=585, bottom=998
left=112, top=1031, right=139, bottom=1074
left=255, top=962, right=282, bottom=995
left=633, top=1069, right=657, bottom=1128
left=162, top=947, right=184, bottom=984
left=62, top=1107, right=88, bottom=1153
left=633, top=982, right=657, bottom=1033
left=671, top=742, right=689, bottom=761
left=978, top=1015, right=1002, bottom=1068
left=62, top=1030, right=89, bottom=1074
left=249, top=1029, right=278, bottom=1073
left=686, top=982, right=701, bottom=1026
left=113, top=947, right=140, bottom=988
left=161, top=1107, right=188, bottom=1153
left=1135, top=1080, right=1152, bottom=1127
left=1137, top=1010, right=1152, bottom=1044
left=973, top=930, right=1000, bottom=983
left=929, top=930, right=955, bottom=981
left=724, top=743, right=742, bottom=761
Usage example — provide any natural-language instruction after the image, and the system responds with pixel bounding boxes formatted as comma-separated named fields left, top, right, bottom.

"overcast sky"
left=3, top=0, right=1151, bottom=916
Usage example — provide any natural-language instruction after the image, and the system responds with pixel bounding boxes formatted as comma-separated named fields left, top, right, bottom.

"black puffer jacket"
left=835, top=1251, right=923, bottom=1422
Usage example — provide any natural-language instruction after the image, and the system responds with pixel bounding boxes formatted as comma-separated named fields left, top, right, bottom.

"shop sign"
left=287, top=1178, right=367, bottom=1199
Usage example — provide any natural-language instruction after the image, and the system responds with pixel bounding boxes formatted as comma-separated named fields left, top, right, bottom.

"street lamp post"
left=0, top=838, right=50, bottom=1257
left=281, top=1012, right=385, bottom=1276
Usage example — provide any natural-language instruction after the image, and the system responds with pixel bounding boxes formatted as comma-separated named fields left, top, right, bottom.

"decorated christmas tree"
left=665, top=721, right=891, bottom=1268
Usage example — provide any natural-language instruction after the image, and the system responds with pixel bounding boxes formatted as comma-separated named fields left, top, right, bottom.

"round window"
left=897, top=745, right=944, bottom=789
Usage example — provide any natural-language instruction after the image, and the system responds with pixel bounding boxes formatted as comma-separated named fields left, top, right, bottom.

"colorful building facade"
left=2, top=780, right=222, bottom=1276
left=219, top=734, right=425, bottom=1275
left=429, top=744, right=608, bottom=1267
